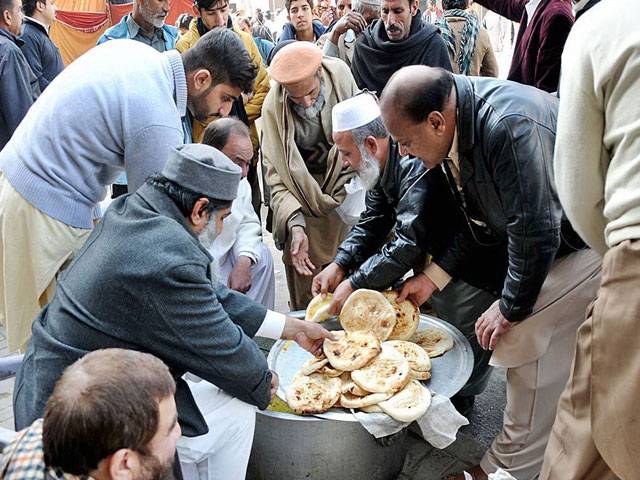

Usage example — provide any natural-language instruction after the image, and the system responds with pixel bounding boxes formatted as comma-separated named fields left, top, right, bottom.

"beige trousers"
left=0, top=175, right=91, bottom=351
left=540, top=240, right=640, bottom=480
left=480, top=249, right=602, bottom=480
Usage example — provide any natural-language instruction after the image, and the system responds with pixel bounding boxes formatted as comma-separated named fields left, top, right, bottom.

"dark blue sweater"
left=19, top=18, right=64, bottom=91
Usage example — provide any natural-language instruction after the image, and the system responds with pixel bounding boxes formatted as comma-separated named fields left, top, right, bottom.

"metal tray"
left=265, top=311, right=473, bottom=422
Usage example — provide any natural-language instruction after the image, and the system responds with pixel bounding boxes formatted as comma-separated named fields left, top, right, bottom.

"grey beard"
left=141, top=7, right=166, bottom=28
left=198, top=219, right=219, bottom=251
left=357, top=148, right=381, bottom=190
left=289, top=78, right=326, bottom=120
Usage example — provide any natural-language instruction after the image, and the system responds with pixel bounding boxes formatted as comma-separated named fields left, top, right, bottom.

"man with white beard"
left=14, top=144, right=334, bottom=480
left=312, top=92, right=430, bottom=310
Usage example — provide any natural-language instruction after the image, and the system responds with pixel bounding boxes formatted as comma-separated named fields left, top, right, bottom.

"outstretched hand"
left=283, top=317, right=336, bottom=357
left=397, top=273, right=438, bottom=306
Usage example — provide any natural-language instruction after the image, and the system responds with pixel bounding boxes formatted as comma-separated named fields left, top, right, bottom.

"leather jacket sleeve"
left=335, top=158, right=429, bottom=290
left=487, top=114, right=563, bottom=321
left=334, top=184, right=395, bottom=273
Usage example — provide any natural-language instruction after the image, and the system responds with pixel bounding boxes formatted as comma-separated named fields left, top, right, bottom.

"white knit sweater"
left=554, top=0, right=640, bottom=255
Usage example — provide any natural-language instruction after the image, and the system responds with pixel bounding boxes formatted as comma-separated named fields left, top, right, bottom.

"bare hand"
left=328, top=279, right=354, bottom=315
left=228, top=256, right=252, bottom=293
left=320, top=9, right=335, bottom=26
left=333, top=11, right=367, bottom=38
left=270, top=370, right=279, bottom=399
left=290, top=226, right=316, bottom=276
left=397, top=273, right=437, bottom=306
left=312, top=262, right=345, bottom=296
left=475, top=300, right=514, bottom=350
left=283, top=317, right=336, bottom=356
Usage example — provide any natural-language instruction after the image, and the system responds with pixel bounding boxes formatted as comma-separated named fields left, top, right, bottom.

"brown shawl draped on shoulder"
left=262, top=57, right=359, bottom=248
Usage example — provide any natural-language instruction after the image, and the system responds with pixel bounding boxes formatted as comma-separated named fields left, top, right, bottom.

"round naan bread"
left=305, top=293, right=334, bottom=323
left=410, top=370, right=432, bottom=381
left=378, top=380, right=432, bottom=423
left=382, top=291, right=420, bottom=341
left=300, top=356, right=330, bottom=376
left=323, top=330, right=382, bottom=371
left=340, top=289, right=397, bottom=341
left=351, top=345, right=410, bottom=394
left=384, top=340, right=432, bottom=372
left=286, top=373, right=341, bottom=415
left=340, top=391, right=393, bottom=409
left=316, top=364, right=344, bottom=377
left=410, top=327, right=454, bottom=358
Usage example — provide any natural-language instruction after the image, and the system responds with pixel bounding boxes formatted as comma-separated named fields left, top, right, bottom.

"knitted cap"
left=161, top=144, right=242, bottom=201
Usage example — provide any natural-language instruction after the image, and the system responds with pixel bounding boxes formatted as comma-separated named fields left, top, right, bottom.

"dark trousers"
left=431, top=279, right=497, bottom=397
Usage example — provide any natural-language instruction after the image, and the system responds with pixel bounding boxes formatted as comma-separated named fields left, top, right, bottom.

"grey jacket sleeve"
left=0, top=47, right=37, bottom=137
left=146, top=262, right=272, bottom=410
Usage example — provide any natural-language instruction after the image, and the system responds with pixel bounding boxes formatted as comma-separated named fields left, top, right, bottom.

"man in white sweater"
left=202, top=118, right=275, bottom=309
left=540, top=1, right=640, bottom=479
left=0, top=28, right=257, bottom=352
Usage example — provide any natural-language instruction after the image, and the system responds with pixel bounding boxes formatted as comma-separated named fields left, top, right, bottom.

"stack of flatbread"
left=287, top=289, right=437, bottom=423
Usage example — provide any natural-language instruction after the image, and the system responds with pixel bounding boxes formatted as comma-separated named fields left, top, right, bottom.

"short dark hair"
left=182, top=27, right=257, bottom=95
left=43, top=349, right=176, bottom=476
left=194, top=0, right=227, bottom=11
left=0, top=0, right=16, bottom=15
left=442, top=0, right=468, bottom=9
left=285, top=0, right=313, bottom=13
left=202, top=117, right=250, bottom=151
left=383, top=67, right=454, bottom=124
left=177, top=12, right=193, bottom=30
left=22, top=0, right=40, bottom=17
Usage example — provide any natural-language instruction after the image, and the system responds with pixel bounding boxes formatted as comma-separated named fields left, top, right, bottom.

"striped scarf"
left=437, top=9, right=480, bottom=76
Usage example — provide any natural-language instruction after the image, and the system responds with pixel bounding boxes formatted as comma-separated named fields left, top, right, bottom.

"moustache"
left=386, top=25, right=401, bottom=32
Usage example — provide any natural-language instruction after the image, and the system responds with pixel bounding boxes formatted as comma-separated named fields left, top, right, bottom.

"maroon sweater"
left=476, top=0, right=574, bottom=92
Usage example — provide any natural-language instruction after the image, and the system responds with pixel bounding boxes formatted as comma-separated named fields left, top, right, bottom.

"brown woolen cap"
left=269, top=41, right=323, bottom=85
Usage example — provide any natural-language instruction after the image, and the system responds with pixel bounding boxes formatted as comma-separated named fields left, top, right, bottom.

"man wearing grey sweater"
left=0, top=27, right=257, bottom=353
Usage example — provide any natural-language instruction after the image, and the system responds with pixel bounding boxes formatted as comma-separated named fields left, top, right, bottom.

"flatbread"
left=300, top=356, right=330, bottom=376
left=340, top=391, right=393, bottom=409
left=340, top=289, right=397, bottom=341
left=351, top=345, right=410, bottom=394
left=305, top=293, right=334, bottom=323
left=341, top=377, right=370, bottom=396
left=316, top=364, right=344, bottom=377
left=410, top=327, right=454, bottom=358
left=410, top=370, right=432, bottom=381
left=378, top=380, right=432, bottom=423
left=384, top=340, right=431, bottom=372
left=382, top=290, right=420, bottom=341
left=285, top=373, right=341, bottom=415
left=360, top=404, right=384, bottom=413
left=323, top=330, right=381, bottom=371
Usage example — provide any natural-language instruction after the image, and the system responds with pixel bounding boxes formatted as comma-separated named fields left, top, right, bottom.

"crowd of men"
left=0, top=0, right=638, bottom=479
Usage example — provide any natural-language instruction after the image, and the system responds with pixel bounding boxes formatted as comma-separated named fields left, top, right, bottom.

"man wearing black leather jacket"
left=381, top=66, right=602, bottom=480
left=313, top=93, right=497, bottom=411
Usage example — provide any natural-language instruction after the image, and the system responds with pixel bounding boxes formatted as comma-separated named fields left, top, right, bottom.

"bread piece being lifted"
left=340, top=289, right=397, bottom=341
left=305, top=293, right=334, bottom=323
left=382, top=290, right=420, bottom=341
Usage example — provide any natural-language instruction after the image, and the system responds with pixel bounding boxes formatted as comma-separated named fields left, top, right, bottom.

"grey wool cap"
left=161, top=144, right=242, bottom=201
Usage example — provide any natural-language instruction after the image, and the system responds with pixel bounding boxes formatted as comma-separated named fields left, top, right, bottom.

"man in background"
left=202, top=118, right=275, bottom=309
left=19, top=0, right=64, bottom=92
left=0, top=0, right=39, bottom=150
left=351, top=0, right=451, bottom=94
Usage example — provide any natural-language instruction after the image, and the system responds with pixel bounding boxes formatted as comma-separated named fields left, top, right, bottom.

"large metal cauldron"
left=246, top=312, right=473, bottom=480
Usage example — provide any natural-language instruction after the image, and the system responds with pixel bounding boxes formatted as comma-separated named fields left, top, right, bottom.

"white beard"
left=357, top=149, right=381, bottom=191
left=197, top=219, right=219, bottom=251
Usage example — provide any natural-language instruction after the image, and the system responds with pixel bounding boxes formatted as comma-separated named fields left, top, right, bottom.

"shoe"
left=451, top=394, right=475, bottom=417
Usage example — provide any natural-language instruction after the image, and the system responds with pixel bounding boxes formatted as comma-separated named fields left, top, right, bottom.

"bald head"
left=380, top=66, right=456, bottom=169
left=380, top=65, right=454, bottom=125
